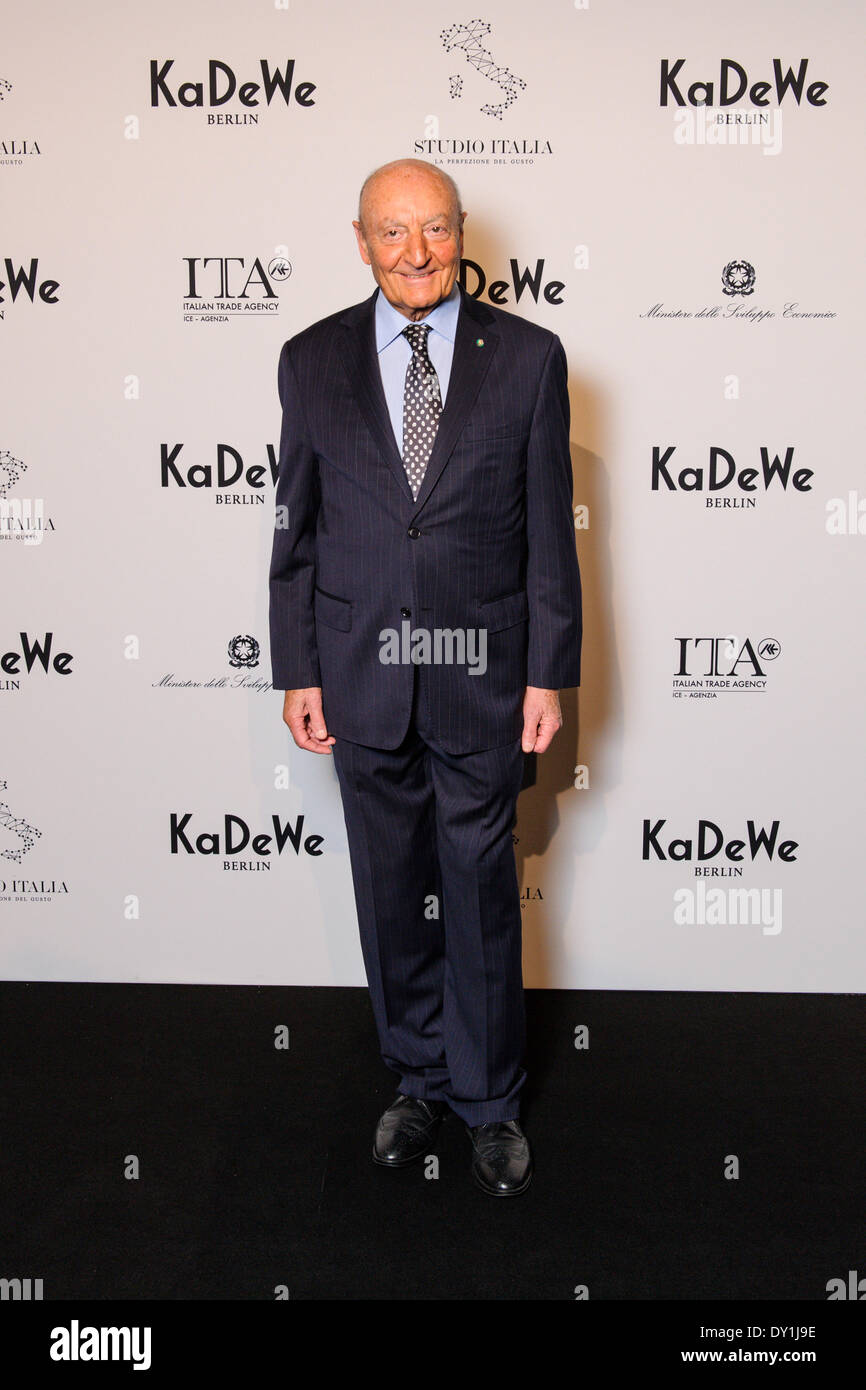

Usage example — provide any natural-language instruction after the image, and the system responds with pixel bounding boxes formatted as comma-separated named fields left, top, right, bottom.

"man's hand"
left=282, top=687, right=335, bottom=754
left=521, top=686, right=562, bottom=754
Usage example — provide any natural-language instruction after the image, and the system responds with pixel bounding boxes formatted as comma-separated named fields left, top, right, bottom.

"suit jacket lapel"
left=412, top=289, right=497, bottom=511
left=338, top=286, right=498, bottom=510
left=339, top=292, right=414, bottom=502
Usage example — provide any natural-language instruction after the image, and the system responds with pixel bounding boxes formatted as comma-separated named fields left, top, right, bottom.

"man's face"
left=353, top=168, right=465, bottom=320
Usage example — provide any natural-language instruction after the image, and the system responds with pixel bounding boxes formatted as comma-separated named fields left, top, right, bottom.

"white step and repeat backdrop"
left=2, top=0, right=863, bottom=990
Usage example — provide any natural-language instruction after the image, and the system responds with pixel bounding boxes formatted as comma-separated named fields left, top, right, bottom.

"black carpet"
left=1, top=983, right=863, bottom=1301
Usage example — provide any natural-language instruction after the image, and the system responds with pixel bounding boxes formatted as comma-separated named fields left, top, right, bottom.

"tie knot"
left=403, top=323, right=431, bottom=355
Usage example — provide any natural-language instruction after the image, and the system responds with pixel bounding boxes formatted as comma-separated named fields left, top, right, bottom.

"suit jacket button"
left=407, top=527, right=421, bottom=539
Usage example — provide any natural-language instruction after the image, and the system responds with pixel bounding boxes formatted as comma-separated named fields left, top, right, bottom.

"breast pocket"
left=461, top=420, right=525, bottom=442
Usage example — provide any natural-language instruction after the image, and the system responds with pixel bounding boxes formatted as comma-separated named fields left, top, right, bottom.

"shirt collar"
left=374, top=284, right=461, bottom=353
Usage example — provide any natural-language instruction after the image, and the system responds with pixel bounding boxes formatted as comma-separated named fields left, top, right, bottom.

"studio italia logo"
left=413, top=18, right=552, bottom=168
left=0, top=75, right=44, bottom=169
left=441, top=20, right=525, bottom=121
left=0, top=449, right=54, bottom=545
left=0, top=778, right=68, bottom=903
left=0, top=778, right=41, bottom=864
left=0, top=137, right=41, bottom=165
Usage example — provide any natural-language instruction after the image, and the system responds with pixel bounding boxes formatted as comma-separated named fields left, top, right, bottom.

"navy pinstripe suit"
left=269, top=284, right=581, bottom=1123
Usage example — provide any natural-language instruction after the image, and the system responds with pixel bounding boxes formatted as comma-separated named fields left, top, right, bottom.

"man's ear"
left=353, top=220, right=372, bottom=267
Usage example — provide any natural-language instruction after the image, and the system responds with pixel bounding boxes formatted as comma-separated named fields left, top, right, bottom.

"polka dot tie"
left=401, top=323, right=442, bottom=500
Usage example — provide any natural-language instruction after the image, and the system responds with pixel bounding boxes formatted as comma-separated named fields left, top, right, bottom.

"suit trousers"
left=331, top=662, right=527, bottom=1126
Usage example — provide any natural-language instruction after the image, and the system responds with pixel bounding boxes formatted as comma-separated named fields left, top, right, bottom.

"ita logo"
left=672, top=635, right=781, bottom=698
left=267, top=256, right=291, bottom=283
left=181, top=254, right=291, bottom=324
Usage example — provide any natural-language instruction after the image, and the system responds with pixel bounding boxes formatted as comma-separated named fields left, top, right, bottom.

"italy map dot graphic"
left=401, top=324, right=442, bottom=499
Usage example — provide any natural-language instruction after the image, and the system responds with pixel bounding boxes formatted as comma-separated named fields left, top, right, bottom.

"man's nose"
left=405, top=230, right=430, bottom=265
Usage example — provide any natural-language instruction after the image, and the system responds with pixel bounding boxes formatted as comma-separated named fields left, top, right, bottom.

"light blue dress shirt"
left=374, top=285, right=460, bottom=454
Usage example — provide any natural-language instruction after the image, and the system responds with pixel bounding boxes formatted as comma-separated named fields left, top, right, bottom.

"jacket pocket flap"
left=314, top=587, right=352, bottom=632
left=477, top=589, right=529, bottom=633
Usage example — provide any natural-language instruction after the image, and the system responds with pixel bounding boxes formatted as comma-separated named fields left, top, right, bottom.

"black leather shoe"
left=372, top=1094, right=448, bottom=1167
left=467, top=1119, right=533, bottom=1195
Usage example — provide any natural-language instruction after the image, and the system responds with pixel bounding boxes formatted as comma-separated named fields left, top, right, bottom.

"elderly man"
left=269, top=158, right=581, bottom=1195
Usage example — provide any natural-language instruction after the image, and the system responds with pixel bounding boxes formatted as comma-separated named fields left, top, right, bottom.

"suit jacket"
left=268, top=285, right=581, bottom=754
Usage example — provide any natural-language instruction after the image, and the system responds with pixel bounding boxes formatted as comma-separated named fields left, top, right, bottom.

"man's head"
left=353, top=159, right=465, bottom=321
